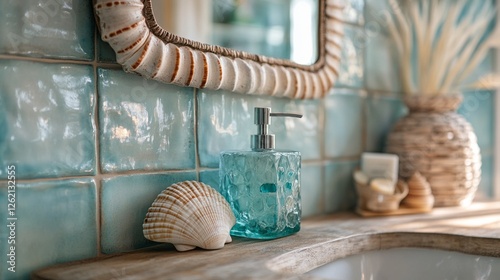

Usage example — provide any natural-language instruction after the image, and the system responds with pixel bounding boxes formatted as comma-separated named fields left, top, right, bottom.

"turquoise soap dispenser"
left=220, top=107, right=302, bottom=239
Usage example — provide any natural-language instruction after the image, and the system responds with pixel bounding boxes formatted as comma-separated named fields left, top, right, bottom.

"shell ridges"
left=143, top=181, right=236, bottom=251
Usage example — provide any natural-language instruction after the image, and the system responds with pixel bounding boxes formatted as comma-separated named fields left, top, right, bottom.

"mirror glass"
left=152, top=0, right=319, bottom=65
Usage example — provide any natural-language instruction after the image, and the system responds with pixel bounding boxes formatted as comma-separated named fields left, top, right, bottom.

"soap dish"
left=355, top=179, right=409, bottom=213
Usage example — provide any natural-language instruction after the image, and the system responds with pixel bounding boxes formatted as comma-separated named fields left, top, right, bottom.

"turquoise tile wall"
left=324, top=160, right=360, bottom=213
left=0, top=179, right=97, bottom=279
left=198, top=89, right=322, bottom=167
left=0, top=0, right=94, bottom=60
left=458, top=90, right=497, bottom=199
left=98, top=69, right=195, bottom=173
left=0, top=60, right=96, bottom=179
left=365, top=96, right=407, bottom=152
left=0, top=0, right=496, bottom=278
left=101, top=172, right=197, bottom=254
left=324, top=90, right=364, bottom=158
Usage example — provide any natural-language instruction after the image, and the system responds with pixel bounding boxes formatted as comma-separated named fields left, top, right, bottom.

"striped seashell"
left=93, top=0, right=345, bottom=99
left=143, top=181, right=236, bottom=251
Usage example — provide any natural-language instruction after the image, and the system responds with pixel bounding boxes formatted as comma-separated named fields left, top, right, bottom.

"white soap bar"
left=361, top=153, right=399, bottom=183
left=370, top=178, right=396, bottom=195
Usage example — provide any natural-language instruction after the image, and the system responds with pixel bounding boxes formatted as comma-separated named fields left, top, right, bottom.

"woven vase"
left=386, top=95, right=481, bottom=207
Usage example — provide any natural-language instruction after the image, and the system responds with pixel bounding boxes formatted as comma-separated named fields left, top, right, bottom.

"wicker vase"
left=386, top=95, right=481, bottom=207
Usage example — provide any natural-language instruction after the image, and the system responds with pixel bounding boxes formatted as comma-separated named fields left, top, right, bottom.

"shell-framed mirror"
left=93, top=0, right=344, bottom=99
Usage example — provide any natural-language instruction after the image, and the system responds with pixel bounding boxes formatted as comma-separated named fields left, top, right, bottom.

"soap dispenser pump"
left=220, top=107, right=302, bottom=239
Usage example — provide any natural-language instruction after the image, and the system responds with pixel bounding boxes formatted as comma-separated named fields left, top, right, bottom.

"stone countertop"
left=33, top=202, right=500, bottom=280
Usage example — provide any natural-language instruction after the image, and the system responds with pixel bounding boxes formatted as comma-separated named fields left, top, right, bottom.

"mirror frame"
left=94, top=0, right=344, bottom=99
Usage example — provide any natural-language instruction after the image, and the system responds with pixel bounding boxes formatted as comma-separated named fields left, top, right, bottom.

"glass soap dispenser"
left=220, top=107, right=302, bottom=239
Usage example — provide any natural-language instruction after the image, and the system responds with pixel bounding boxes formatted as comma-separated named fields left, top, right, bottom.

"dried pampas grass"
left=466, top=74, right=500, bottom=89
left=385, top=0, right=499, bottom=96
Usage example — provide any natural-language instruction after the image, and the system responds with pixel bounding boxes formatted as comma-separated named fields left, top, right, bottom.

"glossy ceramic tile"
left=0, top=0, right=94, bottom=60
left=0, top=60, right=96, bottom=179
left=0, top=178, right=97, bottom=280
left=279, top=99, right=322, bottom=161
left=325, top=90, right=364, bottom=158
left=198, top=90, right=322, bottom=168
left=335, top=24, right=364, bottom=89
left=101, top=172, right=197, bottom=254
left=324, top=160, right=359, bottom=213
left=98, top=69, right=195, bottom=173
left=343, top=0, right=364, bottom=25
left=364, top=0, right=402, bottom=93
left=97, top=38, right=117, bottom=63
left=476, top=155, right=493, bottom=199
left=365, top=96, right=407, bottom=152
left=458, top=90, right=495, bottom=154
left=301, top=164, right=324, bottom=217
left=199, top=169, right=221, bottom=193
left=364, top=0, right=390, bottom=28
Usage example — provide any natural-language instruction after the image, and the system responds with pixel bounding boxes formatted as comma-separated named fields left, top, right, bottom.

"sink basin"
left=307, top=247, right=500, bottom=280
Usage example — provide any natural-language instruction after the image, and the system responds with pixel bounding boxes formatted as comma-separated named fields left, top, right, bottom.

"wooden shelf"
left=355, top=206, right=433, bottom=217
left=33, top=202, right=500, bottom=280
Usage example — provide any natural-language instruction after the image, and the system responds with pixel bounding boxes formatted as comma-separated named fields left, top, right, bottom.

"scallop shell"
left=143, top=181, right=236, bottom=251
left=93, top=0, right=344, bottom=99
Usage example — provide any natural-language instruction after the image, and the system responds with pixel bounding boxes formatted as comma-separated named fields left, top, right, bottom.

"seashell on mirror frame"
left=143, top=181, right=236, bottom=252
left=93, top=0, right=345, bottom=99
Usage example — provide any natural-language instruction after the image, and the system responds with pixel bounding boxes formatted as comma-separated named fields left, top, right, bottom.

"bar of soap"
left=361, top=153, right=399, bottom=184
left=370, top=178, right=396, bottom=195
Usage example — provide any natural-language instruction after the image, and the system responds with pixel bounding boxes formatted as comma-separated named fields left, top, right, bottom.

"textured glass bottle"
left=220, top=107, right=302, bottom=239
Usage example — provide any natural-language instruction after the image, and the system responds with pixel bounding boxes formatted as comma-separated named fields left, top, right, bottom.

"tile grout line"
left=193, top=88, right=202, bottom=182
left=319, top=94, right=327, bottom=164
left=0, top=54, right=121, bottom=69
left=362, top=0, right=369, bottom=96
left=0, top=155, right=363, bottom=181
left=0, top=157, right=364, bottom=184
left=361, top=91, right=368, bottom=153
left=0, top=170, right=202, bottom=184
left=343, top=20, right=365, bottom=29
left=318, top=92, right=327, bottom=215
left=495, top=44, right=500, bottom=199
left=92, top=29, right=103, bottom=257
left=495, top=1, right=500, bottom=199
left=360, top=0, right=405, bottom=101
